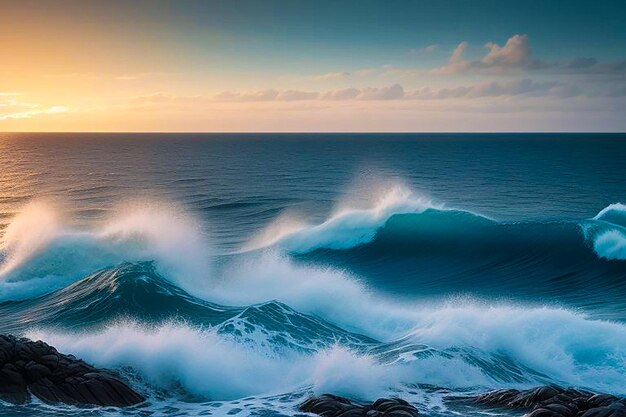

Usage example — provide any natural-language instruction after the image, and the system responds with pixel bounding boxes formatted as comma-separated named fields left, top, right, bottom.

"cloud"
left=215, top=89, right=279, bottom=101
left=430, top=41, right=472, bottom=74
left=320, top=88, right=360, bottom=100
left=215, top=89, right=319, bottom=102
left=356, top=84, right=405, bottom=100
left=410, top=79, right=585, bottom=100
left=129, top=92, right=204, bottom=105
left=427, top=35, right=626, bottom=76
left=131, top=78, right=624, bottom=114
left=213, top=80, right=595, bottom=104
left=45, top=72, right=172, bottom=82
left=430, top=34, right=536, bottom=74
left=482, top=34, right=531, bottom=67
left=312, top=68, right=379, bottom=82
left=215, top=85, right=405, bottom=102
left=313, top=72, right=352, bottom=81
left=311, top=35, right=625, bottom=82
left=276, top=90, right=319, bottom=101
left=0, top=104, right=67, bottom=121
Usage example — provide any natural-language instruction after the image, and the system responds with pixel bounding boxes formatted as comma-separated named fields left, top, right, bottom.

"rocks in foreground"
left=0, top=334, right=144, bottom=407
left=474, top=386, right=626, bottom=417
left=300, top=394, right=419, bottom=417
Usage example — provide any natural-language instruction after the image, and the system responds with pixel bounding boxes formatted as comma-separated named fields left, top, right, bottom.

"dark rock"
left=300, top=394, right=419, bottom=417
left=472, top=386, right=626, bottom=417
left=0, top=334, right=143, bottom=407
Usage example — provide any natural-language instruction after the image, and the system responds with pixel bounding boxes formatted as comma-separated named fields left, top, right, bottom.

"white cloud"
left=0, top=104, right=67, bottom=121
left=429, top=34, right=535, bottom=74
left=482, top=34, right=531, bottom=67
left=430, top=41, right=472, bottom=74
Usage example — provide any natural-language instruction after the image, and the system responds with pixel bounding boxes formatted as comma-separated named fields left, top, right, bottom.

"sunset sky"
left=2, top=0, right=625, bottom=132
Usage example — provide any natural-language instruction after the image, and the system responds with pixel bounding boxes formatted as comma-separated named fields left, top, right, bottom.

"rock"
left=472, top=386, right=626, bottom=417
left=0, top=334, right=143, bottom=407
left=300, top=394, right=419, bottom=417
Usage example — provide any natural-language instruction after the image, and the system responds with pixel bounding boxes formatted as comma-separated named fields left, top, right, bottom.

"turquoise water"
left=0, top=133, right=625, bottom=416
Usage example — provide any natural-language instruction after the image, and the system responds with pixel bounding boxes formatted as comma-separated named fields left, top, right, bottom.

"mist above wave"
left=0, top=199, right=211, bottom=301
left=244, top=183, right=441, bottom=253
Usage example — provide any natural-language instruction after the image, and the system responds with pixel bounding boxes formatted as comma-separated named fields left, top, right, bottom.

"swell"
left=3, top=258, right=626, bottom=401
left=288, top=207, right=626, bottom=320
left=11, top=266, right=626, bottom=400
left=2, top=195, right=626, bottom=403
left=0, top=262, right=376, bottom=352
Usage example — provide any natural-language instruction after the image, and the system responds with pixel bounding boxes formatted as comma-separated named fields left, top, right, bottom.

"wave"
left=244, top=201, right=626, bottom=318
left=23, top=301, right=626, bottom=400
left=4, top=194, right=626, bottom=405
left=28, top=323, right=402, bottom=401
left=244, top=184, right=443, bottom=252
left=0, top=200, right=212, bottom=301
left=2, top=252, right=626, bottom=400
left=590, top=203, right=626, bottom=260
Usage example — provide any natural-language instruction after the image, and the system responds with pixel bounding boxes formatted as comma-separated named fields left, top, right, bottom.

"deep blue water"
left=0, top=133, right=625, bottom=416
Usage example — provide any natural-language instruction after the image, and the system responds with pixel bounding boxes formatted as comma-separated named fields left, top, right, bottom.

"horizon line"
left=2, top=131, right=626, bottom=135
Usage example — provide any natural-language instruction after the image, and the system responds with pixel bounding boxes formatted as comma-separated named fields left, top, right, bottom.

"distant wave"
left=244, top=184, right=449, bottom=252
left=248, top=191, right=626, bottom=266
left=590, top=202, right=626, bottom=260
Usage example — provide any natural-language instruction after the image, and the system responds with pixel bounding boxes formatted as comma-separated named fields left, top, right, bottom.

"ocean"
left=0, top=132, right=625, bottom=416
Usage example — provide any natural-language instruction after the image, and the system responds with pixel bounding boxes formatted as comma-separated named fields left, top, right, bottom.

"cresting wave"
left=0, top=199, right=212, bottom=301
left=3, top=259, right=626, bottom=400
left=246, top=185, right=626, bottom=265
left=590, top=203, right=626, bottom=260
left=15, top=266, right=626, bottom=400
left=2, top=190, right=626, bottom=409
left=244, top=184, right=443, bottom=252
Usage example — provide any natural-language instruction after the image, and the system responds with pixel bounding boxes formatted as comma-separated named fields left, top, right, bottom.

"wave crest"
left=246, top=184, right=440, bottom=253
left=0, top=200, right=212, bottom=301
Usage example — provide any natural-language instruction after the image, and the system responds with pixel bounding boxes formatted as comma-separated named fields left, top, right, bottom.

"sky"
left=1, top=0, right=625, bottom=132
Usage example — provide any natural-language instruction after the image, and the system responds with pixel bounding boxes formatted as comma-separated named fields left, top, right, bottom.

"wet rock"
left=0, top=334, right=143, bottom=407
left=300, top=394, right=419, bottom=417
left=473, top=386, right=626, bottom=417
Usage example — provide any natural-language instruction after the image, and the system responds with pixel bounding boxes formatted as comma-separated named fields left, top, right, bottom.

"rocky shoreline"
left=299, top=387, right=626, bottom=417
left=0, top=335, right=143, bottom=407
left=472, top=386, right=626, bottom=417
left=3, top=334, right=626, bottom=417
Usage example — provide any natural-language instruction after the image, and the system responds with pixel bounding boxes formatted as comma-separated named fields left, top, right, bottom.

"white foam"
left=213, top=251, right=419, bottom=340
left=593, top=229, right=626, bottom=260
left=593, top=203, right=626, bottom=225
left=245, top=184, right=437, bottom=253
left=404, top=303, right=626, bottom=394
left=0, top=200, right=212, bottom=301
left=212, top=250, right=626, bottom=395
left=29, top=322, right=401, bottom=401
